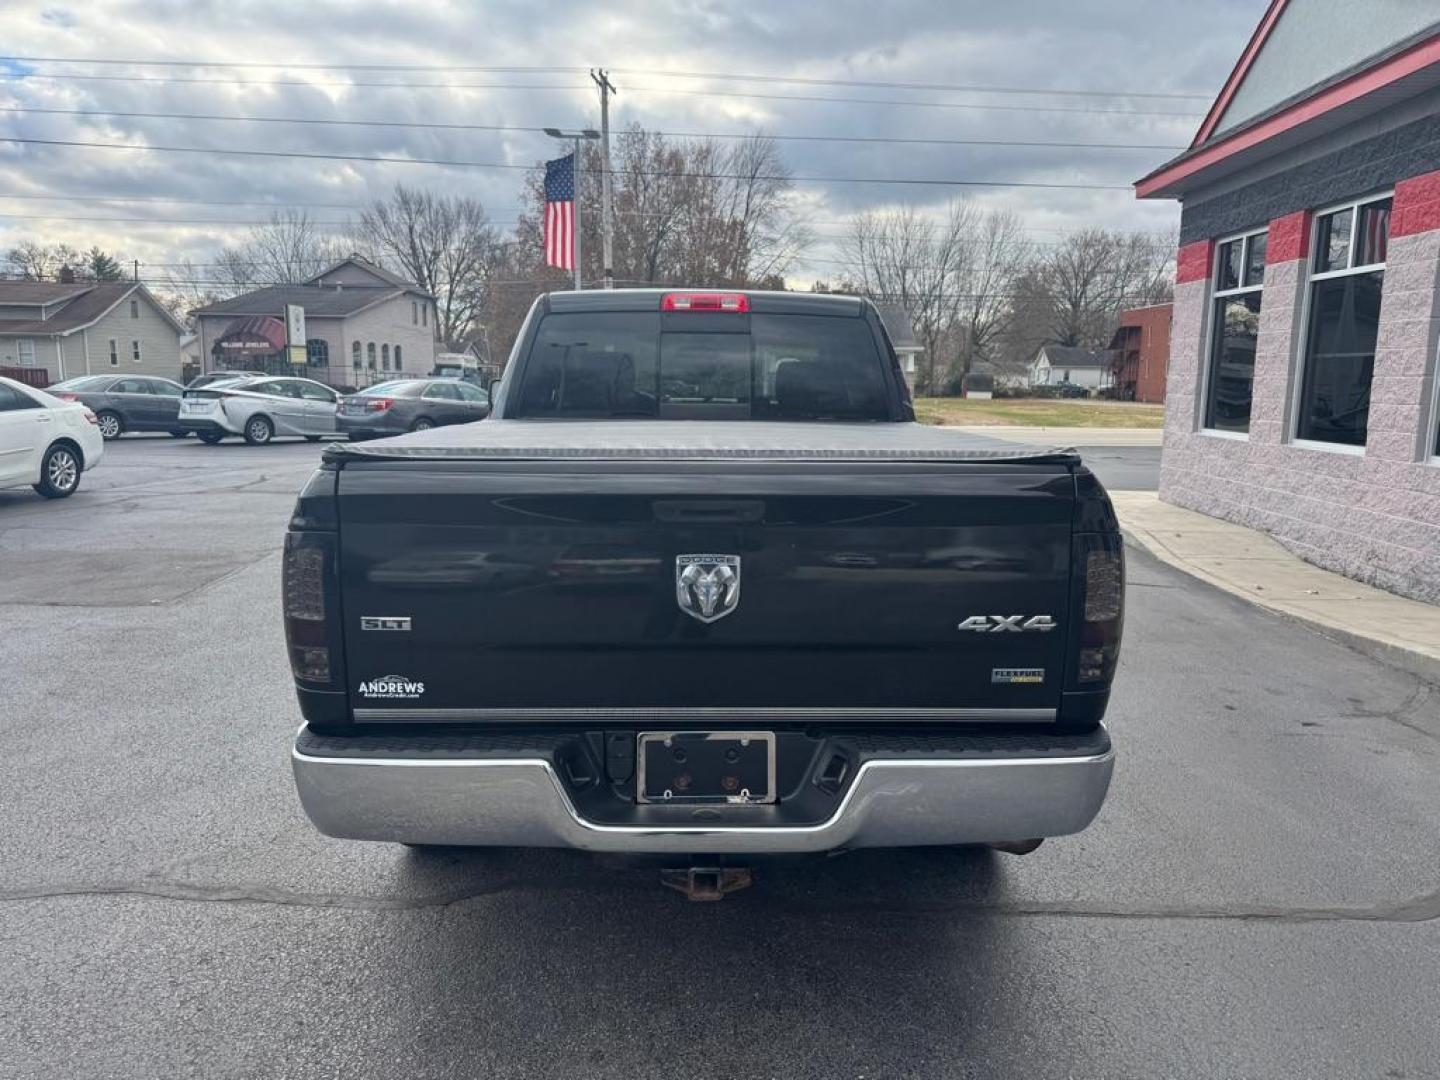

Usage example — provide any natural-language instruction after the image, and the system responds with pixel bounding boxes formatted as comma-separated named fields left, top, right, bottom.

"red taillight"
left=283, top=537, right=331, bottom=683
left=662, top=292, right=750, bottom=313
left=55, top=392, right=78, bottom=401
left=366, top=398, right=395, bottom=412
left=82, top=408, right=99, bottom=425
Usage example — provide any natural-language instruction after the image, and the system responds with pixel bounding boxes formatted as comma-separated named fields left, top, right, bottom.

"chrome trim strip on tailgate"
left=292, top=725, right=1113, bottom=853
left=353, top=706, right=1058, bottom=723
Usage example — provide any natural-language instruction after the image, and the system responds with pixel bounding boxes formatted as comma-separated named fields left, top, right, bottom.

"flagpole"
left=544, top=127, right=598, bottom=290
left=573, top=136, right=583, bottom=291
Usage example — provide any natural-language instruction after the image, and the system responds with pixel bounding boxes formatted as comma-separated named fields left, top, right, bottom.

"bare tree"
left=218, top=210, right=345, bottom=286
left=1035, top=227, right=1176, bottom=349
left=996, top=265, right=1054, bottom=386
left=357, top=185, right=500, bottom=349
left=6, top=241, right=82, bottom=280
left=840, top=202, right=974, bottom=393
left=952, top=209, right=1029, bottom=381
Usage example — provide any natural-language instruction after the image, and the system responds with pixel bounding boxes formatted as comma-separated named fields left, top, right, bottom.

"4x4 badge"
left=958, top=615, right=1057, bottom=633
left=676, top=554, right=741, bottom=624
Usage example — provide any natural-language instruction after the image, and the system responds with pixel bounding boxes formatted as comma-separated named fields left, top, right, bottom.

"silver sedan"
left=176, top=376, right=340, bottom=445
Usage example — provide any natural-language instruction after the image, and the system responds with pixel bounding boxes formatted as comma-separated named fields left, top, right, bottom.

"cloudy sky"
left=0, top=0, right=1266, bottom=287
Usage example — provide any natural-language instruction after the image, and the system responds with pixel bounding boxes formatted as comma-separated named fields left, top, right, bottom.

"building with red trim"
left=1108, top=303, right=1171, bottom=404
left=1136, top=1, right=1440, bottom=603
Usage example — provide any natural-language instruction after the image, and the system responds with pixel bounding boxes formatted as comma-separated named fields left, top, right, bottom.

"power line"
left=0, top=71, right=1203, bottom=118
left=0, top=212, right=352, bottom=226
left=0, top=106, right=1188, bottom=151
left=620, top=83, right=1202, bottom=117
left=0, top=136, right=1136, bottom=190
left=0, top=71, right=588, bottom=92
left=609, top=67, right=1209, bottom=101
left=0, top=192, right=1128, bottom=235
left=0, top=192, right=369, bottom=209
left=0, top=56, right=580, bottom=72
left=0, top=54, right=1208, bottom=100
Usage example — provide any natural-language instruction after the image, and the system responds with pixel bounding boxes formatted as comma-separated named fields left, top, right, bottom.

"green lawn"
left=915, top=397, right=1166, bottom=429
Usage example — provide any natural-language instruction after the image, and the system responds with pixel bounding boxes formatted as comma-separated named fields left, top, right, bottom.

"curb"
left=1119, top=523, right=1440, bottom=689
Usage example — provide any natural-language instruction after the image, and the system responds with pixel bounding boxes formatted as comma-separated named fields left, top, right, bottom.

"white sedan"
left=177, top=376, right=340, bottom=445
left=0, top=376, right=104, bottom=499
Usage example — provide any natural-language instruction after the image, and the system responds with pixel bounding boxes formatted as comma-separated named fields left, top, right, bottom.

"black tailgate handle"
left=653, top=499, right=765, bottom=524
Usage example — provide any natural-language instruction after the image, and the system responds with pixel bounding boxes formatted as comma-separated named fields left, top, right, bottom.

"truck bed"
left=322, top=419, right=1078, bottom=464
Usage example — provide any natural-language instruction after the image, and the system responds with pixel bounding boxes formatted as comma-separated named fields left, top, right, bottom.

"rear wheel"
left=196, top=431, right=225, bottom=445
left=95, top=411, right=123, bottom=440
left=33, top=443, right=82, bottom=499
left=243, top=415, right=274, bottom=446
left=410, top=417, right=435, bottom=432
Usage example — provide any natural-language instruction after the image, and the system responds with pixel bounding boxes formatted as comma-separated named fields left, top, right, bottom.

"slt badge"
left=676, top=554, right=741, bottom=624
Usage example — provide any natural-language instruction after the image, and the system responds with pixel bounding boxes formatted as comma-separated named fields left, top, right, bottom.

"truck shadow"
left=383, top=845, right=1044, bottom=1073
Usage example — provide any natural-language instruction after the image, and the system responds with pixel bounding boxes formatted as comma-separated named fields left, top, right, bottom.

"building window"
left=394, top=345, right=403, bottom=371
left=421, top=304, right=428, bottom=328
left=1205, top=228, right=1266, bottom=434
left=17, top=338, right=35, bottom=365
left=109, top=339, right=119, bottom=366
left=132, top=339, right=142, bottom=363
left=367, top=342, right=377, bottom=369
left=1297, top=195, right=1391, bottom=447
left=306, top=338, right=329, bottom=367
left=412, top=300, right=418, bottom=325
left=381, top=344, right=390, bottom=371
left=130, top=299, right=139, bottom=319
left=352, top=341, right=362, bottom=370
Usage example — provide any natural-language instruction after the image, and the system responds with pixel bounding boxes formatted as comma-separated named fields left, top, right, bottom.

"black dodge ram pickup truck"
left=286, top=290, right=1122, bottom=856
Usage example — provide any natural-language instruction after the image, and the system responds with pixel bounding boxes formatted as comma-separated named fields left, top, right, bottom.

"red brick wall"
left=1114, top=304, right=1172, bottom=403
left=1392, top=168, right=1440, bottom=237
left=1266, top=210, right=1311, bottom=263
left=1175, top=240, right=1213, bottom=285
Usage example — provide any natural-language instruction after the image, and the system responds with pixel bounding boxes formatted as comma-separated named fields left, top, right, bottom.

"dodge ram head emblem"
left=676, top=554, right=741, bottom=624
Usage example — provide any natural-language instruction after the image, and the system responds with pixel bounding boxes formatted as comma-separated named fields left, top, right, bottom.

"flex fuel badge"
left=992, top=668, right=1045, bottom=685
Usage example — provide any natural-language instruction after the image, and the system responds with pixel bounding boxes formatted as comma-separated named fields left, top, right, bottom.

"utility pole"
left=590, top=69, right=617, bottom=290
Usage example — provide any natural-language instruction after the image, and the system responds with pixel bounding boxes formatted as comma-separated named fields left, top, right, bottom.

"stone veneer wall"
left=1159, top=171, right=1440, bottom=603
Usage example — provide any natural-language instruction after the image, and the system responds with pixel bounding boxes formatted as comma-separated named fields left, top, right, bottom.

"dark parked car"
left=46, top=374, right=186, bottom=439
left=336, top=378, right=489, bottom=440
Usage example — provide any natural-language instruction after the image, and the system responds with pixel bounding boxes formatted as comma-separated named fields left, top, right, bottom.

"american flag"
left=1358, top=201, right=1390, bottom=267
left=543, top=152, right=576, bottom=271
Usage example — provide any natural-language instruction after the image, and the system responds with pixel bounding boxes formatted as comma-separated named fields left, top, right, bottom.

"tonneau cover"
left=323, top=420, right=1076, bottom=464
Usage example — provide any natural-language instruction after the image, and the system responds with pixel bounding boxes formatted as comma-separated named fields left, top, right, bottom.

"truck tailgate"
left=334, top=459, right=1076, bottom=721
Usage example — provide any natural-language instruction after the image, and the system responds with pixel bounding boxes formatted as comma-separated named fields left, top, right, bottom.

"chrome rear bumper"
left=292, top=727, right=1115, bottom=854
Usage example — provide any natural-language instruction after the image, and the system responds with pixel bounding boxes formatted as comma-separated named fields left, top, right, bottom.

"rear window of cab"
left=512, top=311, right=893, bottom=421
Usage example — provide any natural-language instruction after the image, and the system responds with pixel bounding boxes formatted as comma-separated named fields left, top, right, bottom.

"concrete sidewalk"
left=1112, top=491, right=1440, bottom=683
left=950, top=426, right=1162, bottom=447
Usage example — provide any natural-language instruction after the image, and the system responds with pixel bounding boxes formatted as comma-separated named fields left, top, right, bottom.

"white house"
left=872, top=302, right=924, bottom=392
left=191, top=255, right=438, bottom=390
left=0, top=280, right=185, bottom=383
left=1030, top=344, right=1115, bottom=393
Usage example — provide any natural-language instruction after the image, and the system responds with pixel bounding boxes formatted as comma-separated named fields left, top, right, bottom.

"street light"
left=544, top=128, right=600, bottom=291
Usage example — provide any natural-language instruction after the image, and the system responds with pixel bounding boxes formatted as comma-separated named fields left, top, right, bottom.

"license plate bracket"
left=636, top=731, right=776, bottom=805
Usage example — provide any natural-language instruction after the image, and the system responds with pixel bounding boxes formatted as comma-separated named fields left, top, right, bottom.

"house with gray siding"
left=0, top=281, right=185, bottom=384
left=191, top=255, right=438, bottom=390
left=1136, top=0, right=1440, bottom=603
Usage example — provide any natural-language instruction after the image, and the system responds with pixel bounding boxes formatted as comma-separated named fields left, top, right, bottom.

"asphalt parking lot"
left=2, top=435, right=1437, bottom=1079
